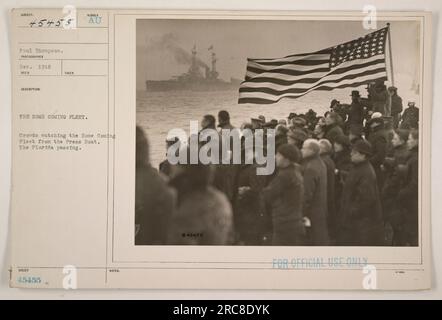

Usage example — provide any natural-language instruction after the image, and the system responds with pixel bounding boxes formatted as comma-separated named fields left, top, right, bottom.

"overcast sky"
left=136, top=19, right=420, bottom=100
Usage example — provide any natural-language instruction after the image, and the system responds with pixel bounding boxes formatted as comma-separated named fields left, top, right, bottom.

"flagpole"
left=387, top=23, right=395, bottom=86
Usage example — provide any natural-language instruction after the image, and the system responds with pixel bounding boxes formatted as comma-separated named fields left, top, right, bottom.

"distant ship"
left=145, top=45, right=241, bottom=92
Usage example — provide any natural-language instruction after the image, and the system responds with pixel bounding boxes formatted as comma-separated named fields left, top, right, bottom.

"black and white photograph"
left=4, top=5, right=437, bottom=293
left=134, top=19, right=421, bottom=247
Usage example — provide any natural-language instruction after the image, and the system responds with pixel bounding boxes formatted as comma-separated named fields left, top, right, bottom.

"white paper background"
left=0, top=0, right=441, bottom=299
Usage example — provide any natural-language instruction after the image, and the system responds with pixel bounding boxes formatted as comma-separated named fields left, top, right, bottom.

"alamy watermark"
left=363, top=5, right=377, bottom=30
left=166, top=121, right=276, bottom=175
left=62, top=265, right=77, bottom=289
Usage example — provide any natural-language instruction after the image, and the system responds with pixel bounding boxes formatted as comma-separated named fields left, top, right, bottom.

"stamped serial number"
left=17, top=276, right=41, bottom=284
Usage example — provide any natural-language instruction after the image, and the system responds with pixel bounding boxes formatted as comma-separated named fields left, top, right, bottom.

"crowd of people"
left=135, top=80, right=420, bottom=247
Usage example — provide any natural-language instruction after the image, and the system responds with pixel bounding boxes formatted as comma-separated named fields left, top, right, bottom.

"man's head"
left=175, top=162, right=214, bottom=189
left=291, top=116, right=307, bottom=128
left=333, top=134, right=350, bottom=153
left=325, top=112, right=340, bottom=126
left=407, top=129, right=419, bottom=150
left=318, top=139, right=333, bottom=155
left=276, top=143, right=301, bottom=168
left=368, top=117, right=384, bottom=131
left=301, top=139, right=320, bottom=159
left=276, top=124, right=289, bottom=137
left=263, top=119, right=278, bottom=129
left=251, top=118, right=263, bottom=130
left=375, top=79, right=385, bottom=88
left=202, top=114, right=216, bottom=129
left=351, top=140, right=372, bottom=163
left=241, top=122, right=253, bottom=131
left=351, top=90, right=361, bottom=102
left=217, top=110, right=230, bottom=126
left=287, top=129, right=307, bottom=147
left=314, top=122, right=325, bottom=136
left=330, top=99, right=340, bottom=109
left=371, top=112, right=383, bottom=119
left=388, top=86, right=398, bottom=95
left=391, top=129, right=409, bottom=148
left=408, top=101, right=417, bottom=108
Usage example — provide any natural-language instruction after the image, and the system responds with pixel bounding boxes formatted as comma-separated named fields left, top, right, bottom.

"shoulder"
left=329, top=125, right=342, bottom=133
left=305, top=158, right=324, bottom=174
left=361, top=162, right=377, bottom=179
left=396, top=146, right=410, bottom=159
left=137, top=165, right=169, bottom=185
left=371, top=131, right=387, bottom=142
left=179, top=187, right=231, bottom=216
left=293, top=164, right=304, bottom=179
left=273, top=168, right=292, bottom=184
left=329, top=126, right=340, bottom=135
left=407, top=150, right=419, bottom=164
left=316, top=156, right=327, bottom=169
left=207, top=186, right=232, bottom=206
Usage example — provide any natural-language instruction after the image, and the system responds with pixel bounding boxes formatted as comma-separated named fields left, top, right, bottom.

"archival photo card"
left=9, top=9, right=432, bottom=290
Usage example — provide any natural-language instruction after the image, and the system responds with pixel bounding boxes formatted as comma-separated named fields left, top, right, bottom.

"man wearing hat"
left=324, top=112, right=344, bottom=145
left=363, top=112, right=383, bottom=139
left=319, top=139, right=337, bottom=243
left=397, top=129, right=419, bottom=246
left=291, top=116, right=307, bottom=130
left=381, top=129, right=410, bottom=245
left=301, top=139, right=329, bottom=245
left=388, top=86, right=403, bottom=128
left=366, top=116, right=388, bottom=189
left=263, top=119, right=278, bottom=129
left=135, top=127, right=175, bottom=245
left=400, top=101, right=419, bottom=130
left=333, top=134, right=352, bottom=183
left=275, top=125, right=289, bottom=151
left=330, top=99, right=348, bottom=123
left=287, top=128, right=308, bottom=150
left=217, top=110, right=234, bottom=131
left=347, top=90, right=365, bottom=129
left=368, top=79, right=389, bottom=115
left=330, top=99, right=340, bottom=110
left=251, top=118, right=263, bottom=130
left=338, top=139, right=384, bottom=246
left=348, top=124, right=364, bottom=144
left=233, top=144, right=269, bottom=245
left=305, top=109, right=318, bottom=130
left=332, top=134, right=353, bottom=233
left=288, top=112, right=297, bottom=122
left=262, top=144, right=305, bottom=245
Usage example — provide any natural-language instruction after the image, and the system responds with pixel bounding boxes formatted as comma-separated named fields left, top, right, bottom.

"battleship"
left=145, top=45, right=241, bottom=92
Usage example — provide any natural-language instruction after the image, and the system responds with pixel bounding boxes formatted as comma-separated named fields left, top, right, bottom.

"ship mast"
left=189, top=44, right=199, bottom=76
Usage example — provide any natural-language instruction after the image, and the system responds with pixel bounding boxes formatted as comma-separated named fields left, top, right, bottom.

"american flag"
left=238, top=26, right=389, bottom=104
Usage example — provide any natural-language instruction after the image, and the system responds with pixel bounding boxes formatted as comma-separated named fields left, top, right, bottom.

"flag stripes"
left=238, top=26, right=389, bottom=104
